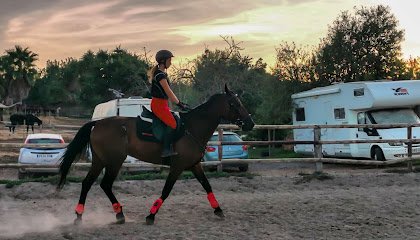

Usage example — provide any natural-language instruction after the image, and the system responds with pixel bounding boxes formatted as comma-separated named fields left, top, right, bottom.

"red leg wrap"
left=75, top=203, right=84, bottom=215
left=150, top=198, right=163, bottom=214
left=207, top=192, right=219, bottom=208
left=112, top=203, right=122, bottom=213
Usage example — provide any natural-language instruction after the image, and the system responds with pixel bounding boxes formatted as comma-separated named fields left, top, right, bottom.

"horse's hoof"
left=145, top=214, right=155, bottom=225
left=116, top=212, right=125, bottom=224
left=74, top=214, right=82, bottom=225
left=214, top=207, right=225, bottom=218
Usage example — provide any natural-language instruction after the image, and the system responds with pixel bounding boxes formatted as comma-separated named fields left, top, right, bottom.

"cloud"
left=0, top=0, right=418, bottom=68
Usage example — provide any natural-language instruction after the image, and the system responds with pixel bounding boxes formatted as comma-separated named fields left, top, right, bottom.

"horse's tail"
left=57, top=121, right=96, bottom=189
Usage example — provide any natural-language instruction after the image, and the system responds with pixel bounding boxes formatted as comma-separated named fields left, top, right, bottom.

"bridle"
left=226, top=93, right=251, bottom=127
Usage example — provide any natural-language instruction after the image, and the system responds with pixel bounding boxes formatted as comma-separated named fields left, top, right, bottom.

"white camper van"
left=90, top=97, right=153, bottom=165
left=292, top=80, right=420, bottom=161
left=92, top=97, right=151, bottom=121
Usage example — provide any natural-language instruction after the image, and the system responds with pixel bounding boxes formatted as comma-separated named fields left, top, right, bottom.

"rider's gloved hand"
left=177, top=101, right=191, bottom=111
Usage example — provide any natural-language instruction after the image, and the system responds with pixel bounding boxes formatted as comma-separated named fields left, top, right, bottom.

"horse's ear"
left=224, top=83, right=230, bottom=94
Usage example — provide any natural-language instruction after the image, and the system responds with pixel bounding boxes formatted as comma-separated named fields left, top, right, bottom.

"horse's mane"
left=189, top=93, right=224, bottom=114
left=180, top=93, right=225, bottom=121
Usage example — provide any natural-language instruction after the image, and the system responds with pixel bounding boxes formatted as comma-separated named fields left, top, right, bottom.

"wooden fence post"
left=314, top=125, right=323, bottom=172
left=268, top=129, right=271, bottom=157
left=217, top=128, right=223, bottom=173
left=407, top=126, right=413, bottom=172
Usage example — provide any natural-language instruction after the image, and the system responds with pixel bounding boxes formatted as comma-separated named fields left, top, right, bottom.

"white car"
left=18, top=133, right=66, bottom=179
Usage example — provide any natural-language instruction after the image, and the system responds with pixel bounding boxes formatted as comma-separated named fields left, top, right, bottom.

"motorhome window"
left=334, top=108, right=345, bottom=119
left=369, top=109, right=420, bottom=124
left=357, top=112, right=366, bottom=124
left=354, top=88, right=364, bottom=96
left=357, top=112, right=367, bottom=131
left=296, top=108, right=305, bottom=121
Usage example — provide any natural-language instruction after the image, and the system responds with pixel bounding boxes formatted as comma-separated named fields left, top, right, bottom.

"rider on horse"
left=147, top=50, right=190, bottom=157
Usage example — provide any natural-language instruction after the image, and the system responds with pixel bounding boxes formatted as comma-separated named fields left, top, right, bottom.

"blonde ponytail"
left=147, top=65, right=158, bottom=83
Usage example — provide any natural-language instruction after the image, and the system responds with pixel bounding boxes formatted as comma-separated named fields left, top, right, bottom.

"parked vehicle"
left=92, top=96, right=151, bottom=121
left=18, top=133, right=66, bottom=179
left=90, top=97, right=158, bottom=172
left=203, top=131, right=249, bottom=171
left=292, top=80, right=420, bottom=161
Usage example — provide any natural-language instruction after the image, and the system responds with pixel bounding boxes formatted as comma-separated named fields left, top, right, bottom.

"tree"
left=191, top=36, right=270, bottom=116
left=316, top=5, right=405, bottom=83
left=1, top=45, right=39, bottom=103
left=27, top=46, right=151, bottom=109
left=272, top=42, right=318, bottom=83
left=404, top=57, right=420, bottom=79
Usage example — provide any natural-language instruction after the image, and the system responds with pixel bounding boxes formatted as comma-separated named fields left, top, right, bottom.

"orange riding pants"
left=151, top=98, right=177, bottom=129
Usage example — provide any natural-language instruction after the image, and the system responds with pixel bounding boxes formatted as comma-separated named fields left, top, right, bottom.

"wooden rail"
left=1, top=123, right=420, bottom=172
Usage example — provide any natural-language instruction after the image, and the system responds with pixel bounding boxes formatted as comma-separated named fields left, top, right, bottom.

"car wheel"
left=239, top=164, right=248, bottom=172
left=372, top=147, right=385, bottom=161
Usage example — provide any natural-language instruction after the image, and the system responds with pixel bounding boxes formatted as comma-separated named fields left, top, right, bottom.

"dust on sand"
left=1, top=165, right=420, bottom=240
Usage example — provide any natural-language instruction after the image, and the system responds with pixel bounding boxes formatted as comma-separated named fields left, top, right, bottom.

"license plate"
left=37, top=154, right=53, bottom=158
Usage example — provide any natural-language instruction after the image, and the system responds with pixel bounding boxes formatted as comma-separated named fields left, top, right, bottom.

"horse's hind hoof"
left=116, top=212, right=125, bottom=224
left=214, top=207, right=225, bottom=218
left=145, top=214, right=155, bottom=225
left=74, top=214, right=82, bottom=225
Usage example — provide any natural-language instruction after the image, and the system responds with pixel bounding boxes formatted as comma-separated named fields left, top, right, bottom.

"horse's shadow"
left=8, top=113, right=43, bottom=134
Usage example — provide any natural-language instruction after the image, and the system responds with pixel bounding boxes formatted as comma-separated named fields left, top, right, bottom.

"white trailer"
left=292, top=80, right=420, bottom=161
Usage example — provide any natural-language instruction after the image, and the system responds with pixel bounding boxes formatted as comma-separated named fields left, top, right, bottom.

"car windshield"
left=27, top=138, right=62, bottom=144
left=369, top=109, right=420, bottom=124
left=209, top=134, right=242, bottom=142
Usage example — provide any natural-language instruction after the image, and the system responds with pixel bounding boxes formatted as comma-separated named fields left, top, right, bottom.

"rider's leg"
left=151, top=98, right=178, bottom=157
left=161, top=126, right=177, bottom=158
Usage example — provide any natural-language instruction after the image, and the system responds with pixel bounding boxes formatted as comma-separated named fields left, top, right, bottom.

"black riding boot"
left=161, top=128, right=178, bottom=158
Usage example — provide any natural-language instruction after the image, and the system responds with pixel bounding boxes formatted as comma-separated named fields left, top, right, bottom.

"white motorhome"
left=92, top=97, right=151, bottom=121
left=90, top=97, right=153, bottom=165
left=292, top=80, right=420, bottom=161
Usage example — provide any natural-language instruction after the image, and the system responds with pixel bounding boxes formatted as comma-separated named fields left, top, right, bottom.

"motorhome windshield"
left=370, top=109, right=420, bottom=124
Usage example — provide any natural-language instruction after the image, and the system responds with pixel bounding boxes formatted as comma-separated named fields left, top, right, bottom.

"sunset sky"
left=0, top=0, right=418, bottom=69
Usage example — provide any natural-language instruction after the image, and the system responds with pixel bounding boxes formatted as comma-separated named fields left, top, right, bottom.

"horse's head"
left=222, top=84, right=255, bottom=131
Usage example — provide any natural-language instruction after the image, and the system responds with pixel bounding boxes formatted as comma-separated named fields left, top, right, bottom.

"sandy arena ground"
left=1, top=117, right=420, bottom=239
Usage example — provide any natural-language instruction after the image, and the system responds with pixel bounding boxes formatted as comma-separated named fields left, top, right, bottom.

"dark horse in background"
left=57, top=84, right=255, bottom=225
left=8, top=113, right=43, bottom=133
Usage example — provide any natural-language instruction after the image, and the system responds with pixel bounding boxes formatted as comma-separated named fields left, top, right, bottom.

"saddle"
left=136, top=106, right=184, bottom=143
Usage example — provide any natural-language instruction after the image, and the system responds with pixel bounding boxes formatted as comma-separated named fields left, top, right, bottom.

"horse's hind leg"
left=146, top=167, right=183, bottom=225
left=100, top=164, right=126, bottom=224
left=74, top=154, right=104, bottom=225
left=190, top=163, right=224, bottom=218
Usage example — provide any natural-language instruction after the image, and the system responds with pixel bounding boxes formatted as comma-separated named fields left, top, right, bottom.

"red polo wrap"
left=75, top=203, right=84, bottom=215
left=112, top=203, right=122, bottom=213
left=207, top=192, right=219, bottom=208
left=150, top=198, right=164, bottom=214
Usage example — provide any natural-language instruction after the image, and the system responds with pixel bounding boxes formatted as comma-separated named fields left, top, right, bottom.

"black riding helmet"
left=156, top=50, right=174, bottom=65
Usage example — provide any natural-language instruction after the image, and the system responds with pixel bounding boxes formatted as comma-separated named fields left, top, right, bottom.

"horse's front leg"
left=146, top=167, right=182, bottom=225
left=190, top=163, right=224, bottom=218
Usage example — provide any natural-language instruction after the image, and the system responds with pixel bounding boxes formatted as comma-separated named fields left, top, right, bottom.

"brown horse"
left=57, top=84, right=255, bottom=225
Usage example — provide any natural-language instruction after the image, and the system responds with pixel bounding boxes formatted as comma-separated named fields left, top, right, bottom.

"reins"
left=185, top=129, right=207, bottom=154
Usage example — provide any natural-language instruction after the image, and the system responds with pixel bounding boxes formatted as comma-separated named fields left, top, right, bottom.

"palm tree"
left=2, top=45, right=39, bottom=103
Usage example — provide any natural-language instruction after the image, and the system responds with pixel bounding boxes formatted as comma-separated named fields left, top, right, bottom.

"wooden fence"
left=1, top=123, right=420, bottom=172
